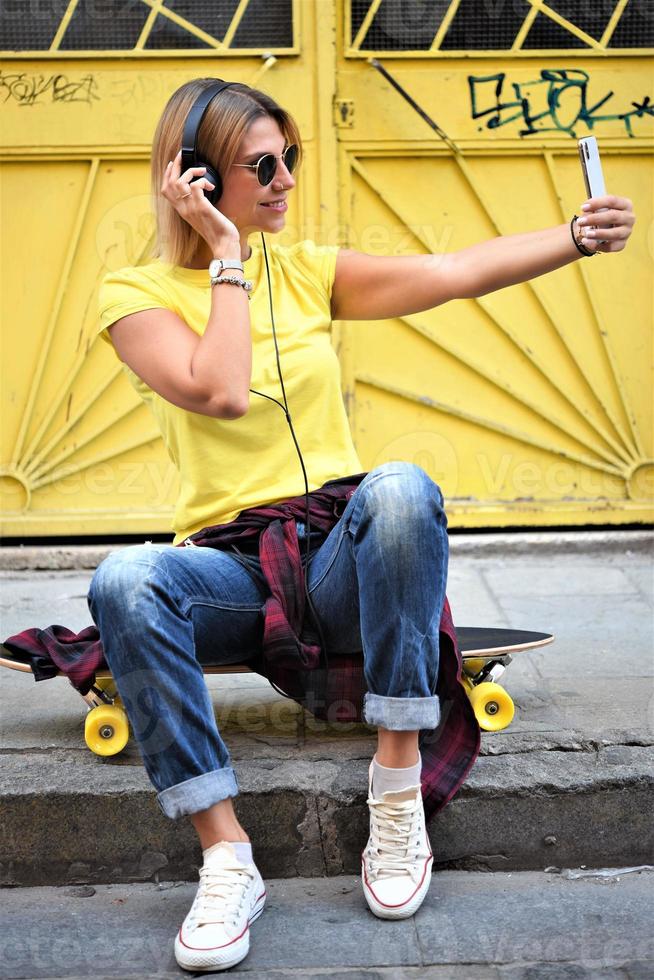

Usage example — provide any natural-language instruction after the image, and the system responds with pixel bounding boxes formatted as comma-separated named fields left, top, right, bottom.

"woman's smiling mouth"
left=260, top=200, right=288, bottom=211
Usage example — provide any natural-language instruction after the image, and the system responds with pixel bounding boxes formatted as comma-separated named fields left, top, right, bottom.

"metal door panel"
left=335, top=8, right=653, bottom=525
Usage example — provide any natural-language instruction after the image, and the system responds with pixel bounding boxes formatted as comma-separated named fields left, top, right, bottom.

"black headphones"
left=181, top=78, right=236, bottom=205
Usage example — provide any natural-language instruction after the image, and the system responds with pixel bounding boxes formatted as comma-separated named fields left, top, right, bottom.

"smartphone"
left=578, top=136, right=606, bottom=199
left=578, top=136, right=609, bottom=241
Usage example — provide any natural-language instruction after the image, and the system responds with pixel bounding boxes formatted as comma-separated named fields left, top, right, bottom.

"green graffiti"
left=468, top=69, right=652, bottom=138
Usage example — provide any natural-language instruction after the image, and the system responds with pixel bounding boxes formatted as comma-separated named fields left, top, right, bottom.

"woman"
left=90, top=77, right=635, bottom=973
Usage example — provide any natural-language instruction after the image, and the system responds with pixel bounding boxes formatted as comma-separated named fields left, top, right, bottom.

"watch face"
left=209, top=259, right=222, bottom=277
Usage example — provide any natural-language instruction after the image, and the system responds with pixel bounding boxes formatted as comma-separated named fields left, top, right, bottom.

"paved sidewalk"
left=1, top=532, right=652, bottom=885
left=2, top=870, right=653, bottom=979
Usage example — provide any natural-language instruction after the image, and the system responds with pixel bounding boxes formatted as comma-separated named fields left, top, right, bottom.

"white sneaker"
left=361, top=762, right=433, bottom=919
left=174, top=841, right=266, bottom=972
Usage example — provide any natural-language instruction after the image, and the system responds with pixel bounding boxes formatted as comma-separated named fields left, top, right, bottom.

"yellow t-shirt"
left=97, top=239, right=363, bottom=544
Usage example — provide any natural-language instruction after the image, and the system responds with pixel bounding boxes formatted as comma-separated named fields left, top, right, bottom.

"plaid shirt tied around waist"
left=3, top=473, right=480, bottom=818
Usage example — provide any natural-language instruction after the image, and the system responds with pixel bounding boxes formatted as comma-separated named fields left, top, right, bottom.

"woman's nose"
left=273, top=157, right=296, bottom=190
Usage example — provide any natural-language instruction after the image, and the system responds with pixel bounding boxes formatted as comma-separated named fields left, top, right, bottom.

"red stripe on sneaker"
left=249, top=889, right=267, bottom=917
left=178, top=919, right=249, bottom=951
left=362, top=851, right=433, bottom=909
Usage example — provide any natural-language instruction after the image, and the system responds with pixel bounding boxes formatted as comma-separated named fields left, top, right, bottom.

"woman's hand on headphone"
left=161, top=150, right=239, bottom=253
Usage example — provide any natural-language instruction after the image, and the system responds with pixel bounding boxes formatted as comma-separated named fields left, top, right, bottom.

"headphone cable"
left=248, top=233, right=330, bottom=674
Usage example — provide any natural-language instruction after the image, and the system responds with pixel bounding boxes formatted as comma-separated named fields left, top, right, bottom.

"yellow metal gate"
left=1, top=1, right=652, bottom=537
left=335, top=0, right=654, bottom=527
left=0, top=0, right=339, bottom=537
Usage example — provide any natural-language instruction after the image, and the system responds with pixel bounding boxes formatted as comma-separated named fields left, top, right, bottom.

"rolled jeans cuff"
left=363, top=692, right=441, bottom=731
left=157, top=766, right=239, bottom=819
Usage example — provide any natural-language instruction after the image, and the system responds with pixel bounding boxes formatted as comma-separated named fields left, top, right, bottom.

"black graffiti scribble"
left=0, top=71, right=99, bottom=107
left=468, top=69, right=653, bottom=138
left=108, top=75, right=160, bottom=107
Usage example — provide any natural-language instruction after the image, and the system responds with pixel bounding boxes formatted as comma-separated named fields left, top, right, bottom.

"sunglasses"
left=232, top=144, right=299, bottom=186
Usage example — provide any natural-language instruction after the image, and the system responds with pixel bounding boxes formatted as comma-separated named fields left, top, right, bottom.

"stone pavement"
left=2, top=870, right=653, bottom=979
left=0, top=531, right=652, bottom=886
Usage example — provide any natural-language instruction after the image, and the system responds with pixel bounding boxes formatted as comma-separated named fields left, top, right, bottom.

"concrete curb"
left=448, top=529, right=653, bottom=557
left=1, top=530, right=652, bottom=570
left=0, top=545, right=124, bottom=572
left=1, top=742, right=652, bottom=887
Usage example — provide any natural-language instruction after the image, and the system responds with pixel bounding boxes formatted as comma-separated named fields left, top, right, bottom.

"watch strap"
left=211, top=258, right=244, bottom=275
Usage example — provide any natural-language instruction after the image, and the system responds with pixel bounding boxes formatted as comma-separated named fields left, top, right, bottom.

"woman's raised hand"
left=161, top=150, right=239, bottom=254
left=576, top=195, right=636, bottom=253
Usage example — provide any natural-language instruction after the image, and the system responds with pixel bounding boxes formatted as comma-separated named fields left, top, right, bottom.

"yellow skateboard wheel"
left=463, top=657, right=486, bottom=676
left=468, top=682, right=515, bottom=732
left=84, top=704, right=129, bottom=756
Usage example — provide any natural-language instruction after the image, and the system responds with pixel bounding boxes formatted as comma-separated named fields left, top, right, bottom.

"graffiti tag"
left=469, top=69, right=653, bottom=138
left=0, top=71, right=99, bottom=106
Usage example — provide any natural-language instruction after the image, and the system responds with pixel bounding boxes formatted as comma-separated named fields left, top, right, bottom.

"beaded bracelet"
left=211, top=273, right=254, bottom=298
left=570, top=215, right=596, bottom=257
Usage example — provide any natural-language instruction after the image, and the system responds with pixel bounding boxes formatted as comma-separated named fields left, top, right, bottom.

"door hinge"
left=334, top=99, right=354, bottom=128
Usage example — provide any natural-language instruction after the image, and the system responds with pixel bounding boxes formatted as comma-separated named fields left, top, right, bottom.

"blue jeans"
left=87, top=462, right=448, bottom=819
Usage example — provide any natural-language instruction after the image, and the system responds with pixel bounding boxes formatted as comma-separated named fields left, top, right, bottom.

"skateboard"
left=0, top=627, right=553, bottom=755
left=456, top=627, right=553, bottom=732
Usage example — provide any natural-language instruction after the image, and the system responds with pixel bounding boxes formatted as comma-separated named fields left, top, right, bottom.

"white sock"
left=203, top=840, right=254, bottom=865
left=372, top=753, right=422, bottom=798
left=230, top=841, right=253, bottom=865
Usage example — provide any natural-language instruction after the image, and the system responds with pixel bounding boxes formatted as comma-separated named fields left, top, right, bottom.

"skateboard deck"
left=0, top=626, right=553, bottom=753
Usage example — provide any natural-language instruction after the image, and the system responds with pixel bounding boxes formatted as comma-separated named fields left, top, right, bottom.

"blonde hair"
left=150, top=78, right=302, bottom=267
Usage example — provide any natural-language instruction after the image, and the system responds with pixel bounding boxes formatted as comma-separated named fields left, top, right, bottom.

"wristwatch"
left=209, top=258, right=244, bottom=284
